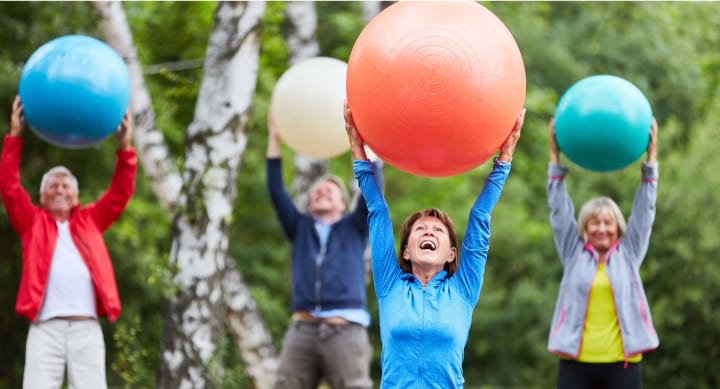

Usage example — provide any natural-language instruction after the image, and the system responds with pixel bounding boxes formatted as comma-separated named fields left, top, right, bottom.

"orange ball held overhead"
left=347, top=1, right=526, bottom=177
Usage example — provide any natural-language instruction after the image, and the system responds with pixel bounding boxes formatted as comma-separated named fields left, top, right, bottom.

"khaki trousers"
left=23, top=319, right=106, bottom=389
left=273, top=321, right=373, bottom=389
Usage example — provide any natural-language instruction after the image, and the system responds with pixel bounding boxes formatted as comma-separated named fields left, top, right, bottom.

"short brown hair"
left=398, top=208, right=459, bottom=277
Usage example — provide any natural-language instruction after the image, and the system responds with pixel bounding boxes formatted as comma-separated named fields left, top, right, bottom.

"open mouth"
left=419, top=240, right=436, bottom=251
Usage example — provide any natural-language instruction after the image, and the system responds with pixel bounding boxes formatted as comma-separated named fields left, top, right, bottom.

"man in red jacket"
left=0, top=96, right=137, bottom=389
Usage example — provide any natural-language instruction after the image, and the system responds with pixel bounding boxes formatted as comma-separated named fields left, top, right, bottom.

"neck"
left=52, top=212, right=71, bottom=222
left=596, top=248, right=609, bottom=263
left=312, top=210, right=342, bottom=225
left=412, top=266, right=444, bottom=287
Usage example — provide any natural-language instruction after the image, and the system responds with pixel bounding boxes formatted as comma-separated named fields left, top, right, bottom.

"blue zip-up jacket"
left=354, top=158, right=510, bottom=389
left=547, top=162, right=659, bottom=360
left=267, top=158, right=378, bottom=313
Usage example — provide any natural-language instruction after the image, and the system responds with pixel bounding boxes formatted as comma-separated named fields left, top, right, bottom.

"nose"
left=597, top=222, right=613, bottom=234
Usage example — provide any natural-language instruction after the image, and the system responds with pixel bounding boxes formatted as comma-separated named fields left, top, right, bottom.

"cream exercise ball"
left=270, top=57, right=350, bottom=159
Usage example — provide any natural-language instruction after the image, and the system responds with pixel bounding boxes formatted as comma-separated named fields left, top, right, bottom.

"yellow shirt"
left=578, top=262, right=642, bottom=362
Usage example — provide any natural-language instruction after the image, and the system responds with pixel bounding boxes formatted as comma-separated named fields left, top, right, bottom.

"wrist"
left=497, top=152, right=512, bottom=163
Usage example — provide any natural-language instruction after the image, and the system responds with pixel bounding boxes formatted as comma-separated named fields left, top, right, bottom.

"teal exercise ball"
left=554, top=75, right=652, bottom=172
left=19, top=35, right=130, bottom=148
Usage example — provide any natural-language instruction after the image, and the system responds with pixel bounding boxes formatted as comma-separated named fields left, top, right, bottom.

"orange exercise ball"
left=347, top=1, right=526, bottom=177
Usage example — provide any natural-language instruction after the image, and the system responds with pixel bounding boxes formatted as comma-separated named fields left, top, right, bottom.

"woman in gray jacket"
left=547, top=118, right=659, bottom=389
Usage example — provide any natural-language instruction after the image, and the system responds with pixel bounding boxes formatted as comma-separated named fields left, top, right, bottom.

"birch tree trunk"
left=94, top=1, right=272, bottom=387
left=156, top=2, right=266, bottom=387
left=94, top=5, right=278, bottom=388
left=93, top=1, right=183, bottom=212
left=92, top=2, right=391, bottom=388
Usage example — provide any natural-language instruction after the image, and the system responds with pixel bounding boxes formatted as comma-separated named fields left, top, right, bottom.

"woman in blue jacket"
left=547, top=118, right=659, bottom=389
left=344, top=102, right=525, bottom=388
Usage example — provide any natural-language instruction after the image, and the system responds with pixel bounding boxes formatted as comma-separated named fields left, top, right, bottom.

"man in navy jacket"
left=266, top=114, right=380, bottom=389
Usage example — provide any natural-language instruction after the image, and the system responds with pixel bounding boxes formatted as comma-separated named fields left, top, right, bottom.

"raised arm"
left=265, top=110, right=302, bottom=238
left=87, top=110, right=137, bottom=231
left=455, top=109, right=524, bottom=304
left=549, top=117, right=560, bottom=165
left=345, top=101, right=402, bottom=296
left=344, top=101, right=369, bottom=162
left=0, top=96, right=35, bottom=233
left=646, top=118, right=658, bottom=165
left=9, top=95, right=25, bottom=138
left=266, top=109, right=282, bottom=159
left=116, top=109, right=132, bottom=150
left=623, top=118, right=659, bottom=265
left=547, top=118, right=582, bottom=265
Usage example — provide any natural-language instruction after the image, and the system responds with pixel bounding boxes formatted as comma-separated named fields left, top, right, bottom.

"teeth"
left=420, top=241, right=436, bottom=250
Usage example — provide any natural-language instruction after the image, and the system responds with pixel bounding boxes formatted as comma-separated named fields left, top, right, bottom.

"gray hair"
left=40, top=166, right=78, bottom=195
left=577, top=196, right=626, bottom=242
left=307, top=174, right=349, bottom=209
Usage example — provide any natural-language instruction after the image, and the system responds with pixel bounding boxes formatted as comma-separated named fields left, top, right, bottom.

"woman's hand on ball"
left=9, top=95, right=25, bottom=137
left=498, top=108, right=525, bottom=163
left=548, top=118, right=560, bottom=165
left=647, top=118, right=658, bottom=164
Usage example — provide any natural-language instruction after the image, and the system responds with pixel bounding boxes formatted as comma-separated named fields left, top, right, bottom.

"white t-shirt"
left=36, top=221, right=97, bottom=321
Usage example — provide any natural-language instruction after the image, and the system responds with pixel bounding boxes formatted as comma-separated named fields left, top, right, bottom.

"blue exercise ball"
left=19, top=35, right=130, bottom=148
left=554, top=75, right=653, bottom=172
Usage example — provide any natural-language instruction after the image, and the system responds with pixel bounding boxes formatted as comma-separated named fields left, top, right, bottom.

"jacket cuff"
left=641, top=162, right=658, bottom=180
left=548, top=163, right=568, bottom=179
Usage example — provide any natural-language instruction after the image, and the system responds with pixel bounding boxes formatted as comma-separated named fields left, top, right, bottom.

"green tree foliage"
left=0, top=2, right=719, bottom=388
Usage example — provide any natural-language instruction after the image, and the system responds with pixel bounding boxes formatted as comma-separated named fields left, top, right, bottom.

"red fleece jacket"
left=0, top=135, right=136, bottom=322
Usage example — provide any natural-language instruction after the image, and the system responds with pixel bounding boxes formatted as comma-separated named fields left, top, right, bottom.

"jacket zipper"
left=314, top=245, right=326, bottom=311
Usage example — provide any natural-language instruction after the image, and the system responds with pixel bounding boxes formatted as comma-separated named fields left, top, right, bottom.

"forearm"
left=266, top=135, right=281, bottom=158
left=471, top=159, right=510, bottom=214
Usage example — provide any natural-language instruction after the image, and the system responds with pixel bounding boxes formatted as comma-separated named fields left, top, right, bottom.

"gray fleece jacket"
left=546, top=162, right=659, bottom=360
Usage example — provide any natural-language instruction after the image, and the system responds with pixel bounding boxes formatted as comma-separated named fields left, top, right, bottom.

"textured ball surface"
left=347, top=1, right=526, bottom=177
left=19, top=35, right=130, bottom=148
left=270, top=57, right=349, bottom=159
left=554, top=75, right=653, bottom=172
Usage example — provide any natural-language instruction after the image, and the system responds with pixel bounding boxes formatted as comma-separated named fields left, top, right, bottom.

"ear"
left=446, top=247, right=457, bottom=263
left=402, top=247, right=411, bottom=260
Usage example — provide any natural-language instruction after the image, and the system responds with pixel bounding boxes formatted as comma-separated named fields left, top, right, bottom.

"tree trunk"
left=95, top=2, right=278, bottom=388
left=93, top=1, right=183, bottom=213
left=156, top=2, right=266, bottom=387
left=222, top=257, right=278, bottom=389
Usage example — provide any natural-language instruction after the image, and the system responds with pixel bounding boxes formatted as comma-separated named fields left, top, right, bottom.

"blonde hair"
left=307, top=174, right=349, bottom=208
left=40, top=166, right=78, bottom=195
left=577, top=196, right=626, bottom=242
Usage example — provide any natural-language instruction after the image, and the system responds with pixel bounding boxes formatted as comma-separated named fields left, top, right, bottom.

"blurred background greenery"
left=0, top=2, right=718, bottom=388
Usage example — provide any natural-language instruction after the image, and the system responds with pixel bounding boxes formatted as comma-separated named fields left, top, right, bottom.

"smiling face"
left=307, top=177, right=347, bottom=217
left=585, top=210, right=619, bottom=253
left=40, top=173, right=79, bottom=221
left=578, top=196, right=626, bottom=254
left=399, top=208, right=459, bottom=277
